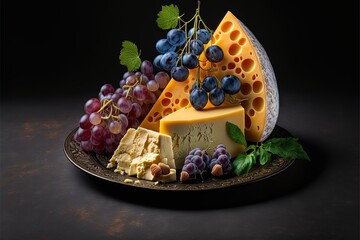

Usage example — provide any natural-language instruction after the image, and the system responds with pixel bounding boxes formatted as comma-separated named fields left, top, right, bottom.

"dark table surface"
left=1, top=1, right=359, bottom=239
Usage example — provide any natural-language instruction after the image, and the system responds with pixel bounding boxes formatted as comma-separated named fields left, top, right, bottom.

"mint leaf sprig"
left=226, top=122, right=310, bottom=176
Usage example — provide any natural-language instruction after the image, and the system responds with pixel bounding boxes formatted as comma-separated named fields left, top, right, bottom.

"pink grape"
left=126, top=75, right=137, bottom=86
left=84, top=98, right=101, bottom=114
left=89, top=112, right=102, bottom=125
left=100, top=83, right=115, bottom=95
left=123, top=71, right=134, bottom=80
left=133, top=85, right=148, bottom=101
left=141, top=60, right=154, bottom=77
left=147, top=80, right=159, bottom=92
left=155, top=71, right=170, bottom=89
left=118, top=114, right=128, bottom=129
left=105, top=143, right=117, bottom=154
left=81, top=140, right=93, bottom=152
left=105, top=131, right=115, bottom=145
left=93, top=143, right=105, bottom=154
left=77, top=127, right=91, bottom=141
left=91, top=125, right=105, bottom=141
left=119, top=79, right=126, bottom=88
left=109, top=120, right=123, bottom=134
left=117, top=97, right=133, bottom=113
left=129, top=102, right=142, bottom=118
left=79, top=114, right=92, bottom=129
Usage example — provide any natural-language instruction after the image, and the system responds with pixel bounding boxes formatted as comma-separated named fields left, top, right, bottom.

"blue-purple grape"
left=167, top=29, right=186, bottom=47
left=160, top=51, right=178, bottom=71
left=202, top=76, right=218, bottom=92
left=182, top=53, right=198, bottom=69
left=205, top=45, right=224, bottom=63
left=221, top=75, right=241, bottom=94
left=197, top=29, right=211, bottom=44
left=209, top=88, right=225, bottom=106
left=171, top=66, right=189, bottom=82
left=190, top=87, right=208, bottom=110
left=156, top=39, right=176, bottom=53
left=190, top=39, right=204, bottom=55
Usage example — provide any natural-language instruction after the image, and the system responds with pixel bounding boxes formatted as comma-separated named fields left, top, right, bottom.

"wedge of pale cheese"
left=159, top=105, right=245, bottom=169
left=107, top=127, right=176, bottom=182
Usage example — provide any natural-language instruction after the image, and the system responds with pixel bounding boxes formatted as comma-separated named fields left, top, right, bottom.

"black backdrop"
left=2, top=0, right=358, bottom=101
left=1, top=1, right=359, bottom=239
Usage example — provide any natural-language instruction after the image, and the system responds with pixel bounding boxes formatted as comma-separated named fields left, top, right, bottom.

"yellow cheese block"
left=140, top=11, right=279, bottom=142
left=159, top=105, right=245, bottom=169
left=107, top=127, right=176, bottom=182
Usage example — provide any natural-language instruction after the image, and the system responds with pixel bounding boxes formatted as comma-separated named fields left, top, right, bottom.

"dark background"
left=1, top=0, right=359, bottom=240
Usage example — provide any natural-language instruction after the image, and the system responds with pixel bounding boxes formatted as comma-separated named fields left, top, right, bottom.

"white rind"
left=239, top=20, right=280, bottom=142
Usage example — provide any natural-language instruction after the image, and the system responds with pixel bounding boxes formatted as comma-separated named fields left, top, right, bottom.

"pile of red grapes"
left=74, top=60, right=170, bottom=154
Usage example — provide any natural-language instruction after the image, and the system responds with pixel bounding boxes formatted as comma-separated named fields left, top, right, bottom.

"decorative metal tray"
left=64, top=125, right=294, bottom=191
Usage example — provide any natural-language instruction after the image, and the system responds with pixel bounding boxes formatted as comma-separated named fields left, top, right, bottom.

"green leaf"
left=259, top=146, right=271, bottom=165
left=119, top=40, right=141, bottom=71
left=156, top=4, right=179, bottom=30
left=262, top=137, right=310, bottom=160
left=226, top=121, right=247, bottom=147
left=232, top=152, right=254, bottom=176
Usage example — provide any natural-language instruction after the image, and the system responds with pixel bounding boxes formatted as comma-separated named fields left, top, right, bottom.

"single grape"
left=79, top=114, right=92, bottom=129
left=188, top=27, right=194, bottom=37
left=154, top=71, right=170, bottom=89
left=190, top=87, right=208, bottom=110
left=205, top=45, right=224, bottom=63
left=123, top=71, right=134, bottom=80
left=91, top=125, right=105, bottom=141
left=84, top=98, right=101, bottom=114
left=171, top=66, right=189, bottom=82
left=93, top=143, right=105, bottom=154
left=221, top=75, right=241, bottom=94
left=202, top=76, right=218, bottom=92
left=77, top=127, right=91, bottom=141
left=104, top=130, right=115, bottom=145
left=190, top=39, right=204, bottom=55
left=117, top=97, right=133, bottom=113
left=89, top=112, right=102, bottom=125
left=129, top=102, right=142, bottom=118
left=118, top=113, right=128, bottom=129
left=167, top=29, right=186, bottom=46
left=160, top=51, right=178, bottom=71
left=182, top=162, right=197, bottom=175
left=80, top=140, right=93, bottom=152
left=156, top=39, right=176, bottom=54
left=209, top=88, right=225, bottom=106
left=133, top=85, right=148, bottom=101
left=140, top=60, right=154, bottom=77
left=100, top=83, right=115, bottom=96
left=153, top=54, right=163, bottom=71
left=119, top=79, right=126, bottom=88
left=197, top=29, right=211, bottom=44
left=126, top=74, right=137, bottom=86
left=182, top=53, right=198, bottom=69
left=147, top=80, right=159, bottom=92
left=109, top=120, right=123, bottom=134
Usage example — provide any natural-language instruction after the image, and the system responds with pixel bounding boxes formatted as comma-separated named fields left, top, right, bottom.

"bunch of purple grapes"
left=190, top=74, right=242, bottom=110
left=180, top=147, right=210, bottom=182
left=153, top=26, right=224, bottom=84
left=74, top=60, right=170, bottom=154
left=180, top=144, right=232, bottom=182
left=208, top=144, right=232, bottom=176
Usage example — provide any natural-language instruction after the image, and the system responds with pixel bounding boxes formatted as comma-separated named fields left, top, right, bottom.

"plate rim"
left=64, top=126, right=295, bottom=191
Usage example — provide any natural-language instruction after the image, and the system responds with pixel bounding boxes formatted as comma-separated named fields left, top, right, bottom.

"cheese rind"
left=159, top=105, right=245, bottom=169
left=107, top=127, right=176, bottom=182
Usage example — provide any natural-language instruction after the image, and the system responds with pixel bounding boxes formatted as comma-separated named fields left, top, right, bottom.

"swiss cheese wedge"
left=140, top=11, right=279, bottom=142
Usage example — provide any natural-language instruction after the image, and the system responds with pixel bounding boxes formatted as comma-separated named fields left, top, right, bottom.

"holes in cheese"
left=140, top=11, right=279, bottom=142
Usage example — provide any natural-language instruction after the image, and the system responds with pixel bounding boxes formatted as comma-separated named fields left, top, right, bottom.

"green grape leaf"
left=226, top=121, right=247, bottom=147
left=119, top=40, right=141, bottom=71
left=262, top=137, right=310, bottom=161
left=156, top=4, right=179, bottom=30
